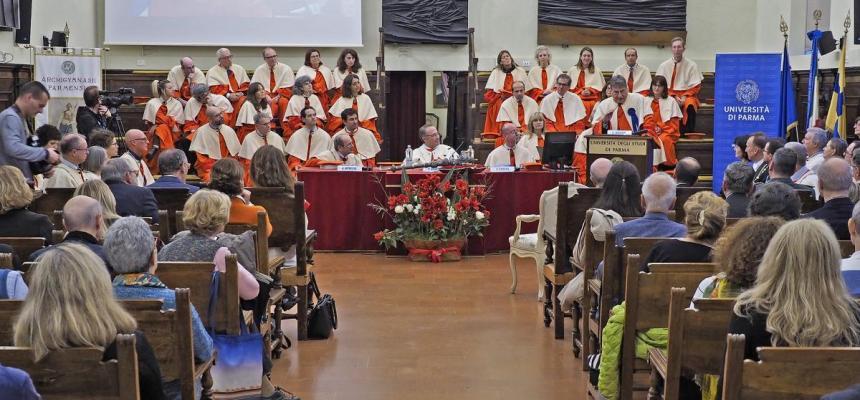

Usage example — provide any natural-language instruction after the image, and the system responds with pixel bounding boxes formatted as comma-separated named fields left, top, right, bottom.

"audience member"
left=746, top=133, right=768, bottom=183
left=0, top=166, right=53, bottom=244
left=851, top=150, right=860, bottom=203
left=15, top=243, right=167, bottom=399
left=75, top=179, right=121, bottom=225
left=34, top=124, right=61, bottom=151
left=101, top=158, right=159, bottom=222
left=803, top=127, right=828, bottom=172
left=0, top=253, right=27, bottom=299
left=591, top=160, right=644, bottom=217
left=120, top=129, right=154, bottom=186
left=674, top=157, right=700, bottom=187
left=642, top=191, right=727, bottom=271
left=81, top=145, right=108, bottom=178
left=88, top=129, right=120, bottom=158
left=29, top=196, right=111, bottom=270
left=803, top=158, right=854, bottom=240
left=76, top=85, right=110, bottom=138
left=108, top=217, right=214, bottom=392
left=732, top=134, right=750, bottom=163
left=729, top=219, right=860, bottom=361
left=722, top=161, right=755, bottom=218
left=784, top=141, right=819, bottom=197
left=45, top=133, right=91, bottom=188
left=764, top=147, right=815, bottom=193
left=612, top=172, right=686, bottom=247
left=147, top=149, right=199, bottom=194
left=748, top=182, right=801, bottom=221
left=0, top=81, right=60, bottom=182
left=207, top=158, right=273, bottom=236
left=0, top=363, right=40, bottom=399
left=845, top=140, right=857, bottom=164
left=825, top=137, right=848, bottom=159
left=250, top=145, right=296, bottom=194
left=763, top=138, right=784, bottom=165
left=588, top=158, right=612, bottom=188
left=841, top=202, right=860, bottom=297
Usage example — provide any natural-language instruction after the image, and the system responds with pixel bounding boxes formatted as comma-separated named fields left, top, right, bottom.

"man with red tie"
left=411, top=125, right=456, bottom=164
left=166, top=57, right=206, bottom=104
left=250, top=47, right=294, bottom=123
left=484, top=124, right=537, bottom=167
left=207, top=48, right=250, bottom=126
left=284, top=106, right=332, bottom=171
left=496, top=81, right=539, bottom=145
left=655, top=37, right=703, bottom=134
left=120, top=129, right=155, bottom=187
left=189, top=108, right=241, bottom=182
left=331, top=108, right=381, bottom=168
left=612, top=48, right=652, bottom=96
left=539, top=74, right=588, bottom=133
left=238, top=113, right=286, bottom=185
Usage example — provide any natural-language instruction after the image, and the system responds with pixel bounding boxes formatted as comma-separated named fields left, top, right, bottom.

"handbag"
left=306, top=273, right=338, bottom=339
left=206, top=270, right=263, bottom=393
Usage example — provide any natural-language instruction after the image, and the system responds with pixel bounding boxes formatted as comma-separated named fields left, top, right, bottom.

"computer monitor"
left=541, top=131, right=577, bottom=169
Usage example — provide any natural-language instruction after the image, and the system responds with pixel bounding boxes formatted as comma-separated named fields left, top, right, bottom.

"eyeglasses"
left=129, top=138, right=148, bottom=143
left=264, top=54, right=277, bottom=59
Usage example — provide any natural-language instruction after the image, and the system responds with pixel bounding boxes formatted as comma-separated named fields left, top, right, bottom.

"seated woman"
left=208, top=158, right=273, bottom=237
left=327, top=74, right=381, bottom=142
left=234, top=82, right=274, bottom=142
left=282, top=75, right=327, bottom=140
left=81, top=146, right=108, bottom=180
left=641, top=191, right=728, bottom=271
left=75, top=179, right=121, bottom=227
left=516, top=112, right=545, bottom=162
left=331, top=48, right=371, bottom=103
left=108, top=216, right=214, bottom=394
left=15, top=243, right=167, bottom=399
left=730, top=219, right=860, bottom=361
left=250, top=145, right=303, bottom=267
left=0, top=166, right=53, bottom=245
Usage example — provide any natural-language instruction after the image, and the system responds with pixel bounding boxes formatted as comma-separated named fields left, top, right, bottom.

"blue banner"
left=713, top=53, right=782, bottom=192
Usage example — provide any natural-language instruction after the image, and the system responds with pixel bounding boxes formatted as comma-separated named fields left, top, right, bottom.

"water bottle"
left=467, top=145, right=475, bottom=161
left=404, top=145, right=413, bottom=167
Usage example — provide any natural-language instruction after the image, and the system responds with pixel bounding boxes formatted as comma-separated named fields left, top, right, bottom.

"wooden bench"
left=0, top=333, right=140, bottom=399
left=616, top=257, right=718, bottom=400
left=674, top=187, right=711, bottom=222
left=122, top=289, right=214, bottom=400
left=0, top=299, right=21, bottom=344
left=839, top=240, right=854, bottom=258
left=0, top=237, right=45, bottom=263
left=150, top=187, right=191, bottom=238
left=52, top=211, right=170, bottom=243
left=572, top=209, right=605, bottom=364
left=722, top=334, right=860, bottom=399
left=797, top=189, right=822, bottom=213
left=31, top=188, right=76, bottom=227
left=648, top=289, right=735, bottom=400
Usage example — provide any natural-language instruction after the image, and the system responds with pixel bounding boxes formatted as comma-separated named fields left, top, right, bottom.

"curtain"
left=538, top=0, right=686, bottom=31
left=382, top=0, right=468, bottom=44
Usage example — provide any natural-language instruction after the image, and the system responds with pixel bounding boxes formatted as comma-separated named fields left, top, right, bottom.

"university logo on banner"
left=713, top=53, right=781, bottom=192
left=34, top=54, right=101, bottom=134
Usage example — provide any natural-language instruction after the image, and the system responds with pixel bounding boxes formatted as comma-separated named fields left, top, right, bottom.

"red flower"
left=432, top=219, right=444, bottom=230
left=373, top=231, right=385, bottom=241
left=396, top=194, right=409, bottom=205
left=455, top=179, right=467, bottom=192
left=441, top=181, right=451, bottom=192
left=387, top=196, right=397, bottom=209
left=403, top=182, right=414, bottom=194
left=471, top=199, right=480, bottom=210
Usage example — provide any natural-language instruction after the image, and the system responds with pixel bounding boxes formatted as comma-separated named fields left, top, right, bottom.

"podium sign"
left=587, top=135, right=653, bottom=179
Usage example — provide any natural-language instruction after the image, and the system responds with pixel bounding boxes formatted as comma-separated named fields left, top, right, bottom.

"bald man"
left=314, top=134, right=363, bottom=167
left=45, top=133, right=93, bottom=188
left=589, top=157, right=612, bottom=188
left=207, top=48, right=250, bottom=123
left=120, top=129, right=154, bottom=186
left=189, top=107, right=241, bottom=182
left=29, top=195, right=111, bottom=270
left=166, top=57, right=206, bottom=103
left=250, top=47, right=295, bottom=122
left=674, top=157, right=701, bottom=187
left=804, top=157, right=854, bottom=240
left=613, top=172, right=686, bottom=247
left=484, top=124, right=537, bottom=167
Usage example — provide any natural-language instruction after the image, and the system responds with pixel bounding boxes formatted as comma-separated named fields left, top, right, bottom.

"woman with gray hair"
left=282, top=74, right=326, bottom=138
left=528, top=45, right=562, bottom=100
left=108, top=216, right=213, bottom=397
left=81, top=145, right=108, bottom=179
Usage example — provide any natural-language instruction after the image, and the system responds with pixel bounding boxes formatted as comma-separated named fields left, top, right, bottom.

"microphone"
left=627, top=108, right=639, bottom=131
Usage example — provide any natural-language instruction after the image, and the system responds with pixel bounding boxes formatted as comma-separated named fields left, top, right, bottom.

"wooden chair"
left=0, top=299, right=21, bottom=345
left=0, top=333, right=140, bottom=400
left=616, top=257, right=718, bottom=400
left=121, top=289, right=214, bottom=400
left=156, top=255, right=241, bottom=336
left=223, top=210, right=272, bottom=275
left=839, top=240, right=854, bottom=258
left=542, top=186, right=602, bottom=339
left=572, top=209, right=606, bottom=362
left=648, top=289, right=735, bottom=400
left=722, top=334, right=860, bottom=400
left=674, top=187, right=711, bottom=221
left=30, top=188, right=76, bottom=226
left=150, top=187, right=191, bottom=237
left=508, top=187, right=550, bottom=299
left=0, top=252, right=11, bottom=269
left=0, top=237, right=45, bottom=262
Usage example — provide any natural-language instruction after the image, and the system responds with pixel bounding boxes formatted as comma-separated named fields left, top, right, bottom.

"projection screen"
left=104, top=0, right=362, bottom=47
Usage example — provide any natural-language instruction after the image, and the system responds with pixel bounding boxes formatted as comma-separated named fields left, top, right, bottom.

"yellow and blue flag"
left=826, top=35, right=847, bottom=139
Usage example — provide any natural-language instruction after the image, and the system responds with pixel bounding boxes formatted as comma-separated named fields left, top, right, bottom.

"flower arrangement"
left=371, top=172, right=490, bottom=258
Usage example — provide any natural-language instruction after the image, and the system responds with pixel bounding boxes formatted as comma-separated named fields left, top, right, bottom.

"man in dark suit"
left=30, top=195, right=112, bottom=271
left=146, top=149, right=199, bottom=194
left=674, top=157, right=701, bottom=187
left=722, top=161, right=755, bottom=218
left=101, top=158, right=159, bottom=223
left=803, top=158, right=854, bottom=240
left=760, top=148, right=815, bottom=193
left=746, top=133, right=769, bottom=183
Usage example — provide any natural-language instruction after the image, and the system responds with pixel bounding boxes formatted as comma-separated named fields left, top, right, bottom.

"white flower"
left=394, top=205, right=404, bottom=214
left=415, top=204, right=421, bottom=210
left=475, top=211, right=485, bottom=220
left=405, top=204, right=414, bottom=212
left=447, top=211, right=456, bottom=221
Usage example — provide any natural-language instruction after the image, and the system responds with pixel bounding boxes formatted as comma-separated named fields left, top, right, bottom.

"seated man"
left=285, top=106, right=332, bottom=170
left=803, top=158, right=854, bottom=240
left=183, top=83, right=234, bottom=137
left=101, top=158, right=159, bottom=223
left=314, top=133, right=363, bottom=167
left=29, top=195, right=111, bottom=270
left=589, top=157, right=613, bottom=188
left=747, top=133, right=769, bottom=183
left=785, top=141, right=819, bottom=196
left=120, top=129, right=155, bottom=187
left=147, top=149, right=199, bottom=194
left=496, top=81, right=539, bottom=137
left=166, top=57, right=206, bottom=103
left=238, top=113, right=287, bottom=185
left=189, top=108, right=241, bottom=182
left=612, top=172, right=686, bottom=246
left=748, top=181, right=802, bottom=220
left=760, top=148, right=815, bottom=194
left=207, top=47, right=249, bottom=125
left=722, top=161, right=755, bottom=218
left=45, top=133, right=92, bottom=188
left=331, top=108, right=381, bottom=167
left=539, top=73, right=587, bottom=133
left=674, top=157, right=701, bottom=187
left=655, top=37, right=703, bottom=134
left=411, top=124, right=455, bottom=164
left=803, top=127, right=828, bottom=173
left=485, top=124, right=537, bottom=167
left=842, top=202, right=860, bottom=297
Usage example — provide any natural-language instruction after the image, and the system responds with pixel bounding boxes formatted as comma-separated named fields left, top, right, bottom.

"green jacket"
left=597, top=302, right=668, bottom=400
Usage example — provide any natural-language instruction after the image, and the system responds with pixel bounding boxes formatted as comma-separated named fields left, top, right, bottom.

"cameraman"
left=0, top=81, right=60, bottom=183
left=76, top=85, right=111, bottom=139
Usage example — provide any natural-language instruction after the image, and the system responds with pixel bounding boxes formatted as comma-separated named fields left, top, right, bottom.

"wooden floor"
left=271, top=253, right=588, bottom=400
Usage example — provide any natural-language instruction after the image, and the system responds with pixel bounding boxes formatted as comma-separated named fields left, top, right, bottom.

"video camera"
left=99, top=87, right=135, bottom=109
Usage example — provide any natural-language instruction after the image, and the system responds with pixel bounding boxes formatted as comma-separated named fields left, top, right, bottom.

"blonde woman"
left=730, top=219, right=860, bottom=361
left=0, top=166, right=53, bottom=244
left=75, top=179, right=121, bottom=228
left=14, top=243, right=167, bottom=399
left=641, top=191, right=728, bottom=271
left=528, top=45, right=562, bottom=101
left=516, top=112, right=545, bottom=162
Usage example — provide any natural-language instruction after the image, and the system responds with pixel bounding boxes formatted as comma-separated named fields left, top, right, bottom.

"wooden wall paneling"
left=538, top=25, right=685, bottom=46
